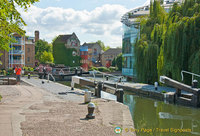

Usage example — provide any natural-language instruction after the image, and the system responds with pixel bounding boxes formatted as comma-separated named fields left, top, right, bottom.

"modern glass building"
left=122, top=23, right=139, bottom=78
left=121, top=0, right=180, bottom=80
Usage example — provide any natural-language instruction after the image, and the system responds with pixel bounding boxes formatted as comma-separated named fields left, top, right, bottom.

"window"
left=28, top=57, right=30, bottom=62
left=28, top=48, right=30, bottom=52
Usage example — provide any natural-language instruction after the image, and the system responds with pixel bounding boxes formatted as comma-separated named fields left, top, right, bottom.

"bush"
left=98, top=67, right=111, bottom=72
left=89, top=67, right=98, bottom=71
left=108, top=67, right=117, bottom=72
left=23, top=67, right=34, bottom=72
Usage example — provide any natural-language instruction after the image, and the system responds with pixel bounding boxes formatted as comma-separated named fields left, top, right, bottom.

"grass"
left=0, top=95, right=2, bottom=101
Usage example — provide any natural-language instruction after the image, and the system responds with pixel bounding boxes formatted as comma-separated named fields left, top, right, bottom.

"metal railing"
left=181, top=70, right=200, bottom=84
left=89, top=70, right=124, bottom=89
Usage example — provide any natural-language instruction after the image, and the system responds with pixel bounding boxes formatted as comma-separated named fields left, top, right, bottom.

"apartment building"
left=0, top=31, right=39, bottom=69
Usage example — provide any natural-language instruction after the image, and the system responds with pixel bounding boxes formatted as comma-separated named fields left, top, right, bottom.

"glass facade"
left=122, top=24, right=139, bottom=77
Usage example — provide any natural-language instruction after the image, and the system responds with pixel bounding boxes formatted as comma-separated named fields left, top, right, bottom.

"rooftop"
left=102, top=48, right=122, bottom=55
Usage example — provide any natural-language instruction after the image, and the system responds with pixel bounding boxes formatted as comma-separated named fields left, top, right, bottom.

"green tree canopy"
left=0, top=0, right=39, bottom=52
left=40, top=51, right=54, bottom=64
left=134, top=0, right=200, bottom=85
left=116, top=53, right=123, bottom=71
left=35, top=39, right=53, bottom=61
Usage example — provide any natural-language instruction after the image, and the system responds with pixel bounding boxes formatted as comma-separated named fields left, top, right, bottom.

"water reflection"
left=124, top=91, right=200, bottom=136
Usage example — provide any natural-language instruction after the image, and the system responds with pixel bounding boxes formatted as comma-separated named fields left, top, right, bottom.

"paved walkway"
left=0, top=77, right=135, bottom=136
left=22, top=77, right=85, bottom=103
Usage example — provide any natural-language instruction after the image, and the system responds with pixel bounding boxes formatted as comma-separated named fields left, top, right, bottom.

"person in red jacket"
left=15, top=65, right=22, bottom=85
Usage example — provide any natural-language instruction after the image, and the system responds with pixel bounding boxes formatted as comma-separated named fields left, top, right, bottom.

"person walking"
left=15, top=65, right=22, bottom=85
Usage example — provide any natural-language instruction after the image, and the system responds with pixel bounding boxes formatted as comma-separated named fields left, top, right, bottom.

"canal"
left=58, top=81, right=200, bottom=136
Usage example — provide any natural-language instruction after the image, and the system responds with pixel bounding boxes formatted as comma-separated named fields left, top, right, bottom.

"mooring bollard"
left=80, top=68, right=82, bottom=76
left=116, top=88, right=124, bottom=103
left=154, top=82, right=158, bottom=90
left=95, top=85, right=98, bottom=97
left=97, top=81, right=102, bottom=98
left=28, top=73, right=30, bottom=79
left=71, top=82, right=74, bottom=90
left=75, top=68, right=78, bottom=75
left=86, top=102, right=95, bottom=119
left=84, top=90, right=91, bottom=103
left=192, top=80, right=198, bottom=88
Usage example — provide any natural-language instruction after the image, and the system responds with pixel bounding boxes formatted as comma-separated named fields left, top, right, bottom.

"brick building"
left=53, top=32, right=81, bottom=66
left=0, top=31, right=38, bottom=69
left=80, top=46, right=88, bottom=71
left=82, top=42, right=102, bottom=67
left=101, top=48, right=122, bottom=67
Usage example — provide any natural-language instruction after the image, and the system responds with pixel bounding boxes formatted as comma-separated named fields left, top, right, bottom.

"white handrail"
left=181, top=70, right=200, bottom=84
left=89, top=70, right=124, bottom=89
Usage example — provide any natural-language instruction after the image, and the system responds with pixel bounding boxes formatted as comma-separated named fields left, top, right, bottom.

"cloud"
left=19, top=4, right=128, bottom=47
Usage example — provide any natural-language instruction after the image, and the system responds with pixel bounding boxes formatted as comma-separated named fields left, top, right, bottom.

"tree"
left=116, top=53, right=123, bottom=71
left=0, top=0, right=39, bottom=52
left=40, top=51, right=54, bottom=64
left=97, top=40, right=110, bottom=51
left=134, top=0, right=200, bottom=85
left=35, top=40, right=52, bottom=61
left=112, top=58, right=116, bottom=67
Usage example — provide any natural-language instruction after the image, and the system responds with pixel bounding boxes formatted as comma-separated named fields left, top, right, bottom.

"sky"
left=19, top=0, right=148, bottom=48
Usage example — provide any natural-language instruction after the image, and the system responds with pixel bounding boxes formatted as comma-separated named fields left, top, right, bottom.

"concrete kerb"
left=21, top=78, right=36, bottom=87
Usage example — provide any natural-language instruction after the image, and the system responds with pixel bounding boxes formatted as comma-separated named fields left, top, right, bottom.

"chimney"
left=35, top=30, right=39, bottom=42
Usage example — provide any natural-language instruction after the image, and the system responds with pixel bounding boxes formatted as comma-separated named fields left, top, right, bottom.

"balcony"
left=11, top=59, right=24, bottom=64
left=9, top=50, right=24, bottom=55
left=12, top=38, right=25, bottom=45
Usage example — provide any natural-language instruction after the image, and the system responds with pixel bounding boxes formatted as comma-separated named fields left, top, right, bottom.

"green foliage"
left=109, top=67, right=117, bottom=72
left=96, top=40, right=110, bottom=51
left=89, top=67, right=98, bottom=71
left=53, top=43, right=81, bottom=67
left=112, top=58, right=116, bottom=67
left=98, top=67, right=111, bottom=72
left=0, top=0, right=39, bottom=52
left=134, top=0, right=200, bottom=85
left=23, top=67, right=34, bottom=72
left=40, top=51, right=54, bottom=64
left=35, top=39, right=53, bottom=61
left=116, top=53, right=123, bottom=71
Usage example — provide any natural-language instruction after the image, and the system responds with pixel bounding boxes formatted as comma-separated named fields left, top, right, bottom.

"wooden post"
left=116, top=88, right=124, bottom=103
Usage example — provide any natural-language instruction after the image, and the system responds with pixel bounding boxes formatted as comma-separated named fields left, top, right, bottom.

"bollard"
left=97, top=81, right=102, bottom=98
left=71, top=82, right=74, bottom=90
left=75, top=68, right=78, bottom=75
left=86, top=102, right=95, bottom=119
left=154, top=82, right=158, bottom=90
left=84, top=90, right=91, bottom=103
left=115, top=88, right=124, bottom=103
left=28, top=73, right=30, bottom=79
left=95, top=85, right=98, bottom=97
left=192, top=80, right=198, bottom=88
left=80, top=68, right=82, bottom=76
left=106, top=76, right=109, bottom=81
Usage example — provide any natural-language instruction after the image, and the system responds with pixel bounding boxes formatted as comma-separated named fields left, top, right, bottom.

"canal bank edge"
left=22, top=77, right=135, bottom=136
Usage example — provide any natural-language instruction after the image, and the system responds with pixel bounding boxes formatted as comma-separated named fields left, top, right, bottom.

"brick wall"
left=25, top=44, right=35, bottom=67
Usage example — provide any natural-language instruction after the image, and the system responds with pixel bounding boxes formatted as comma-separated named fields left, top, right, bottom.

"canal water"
left=58, top=81, right=200, bottom=135
left=123, top=91, right=200, bottom=136
left=101, top=90, right=200, bottom=136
